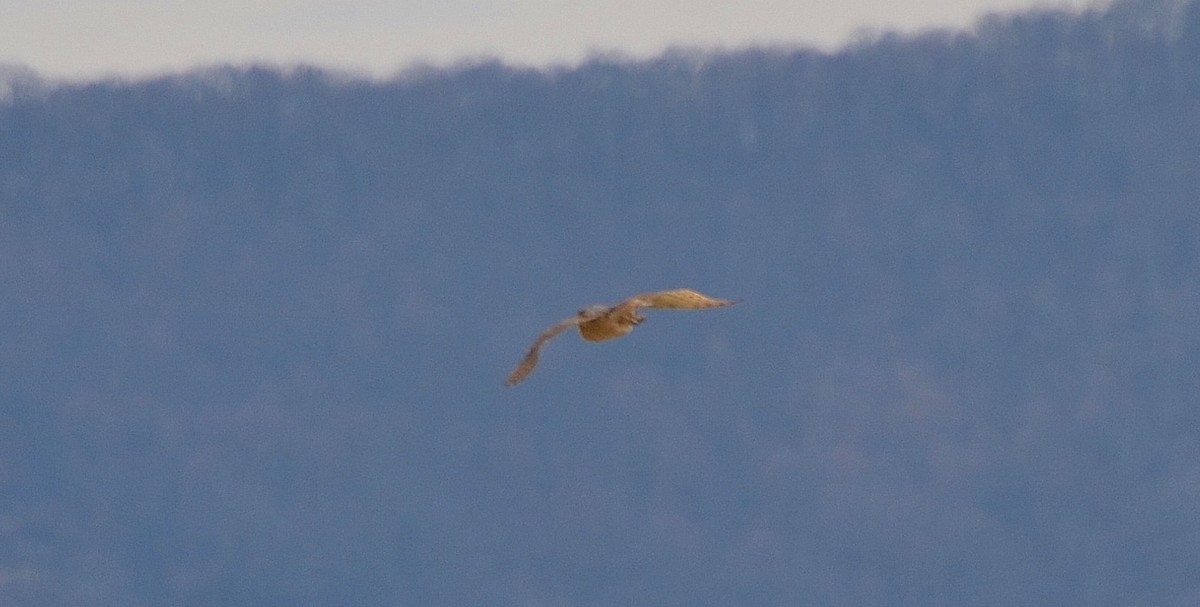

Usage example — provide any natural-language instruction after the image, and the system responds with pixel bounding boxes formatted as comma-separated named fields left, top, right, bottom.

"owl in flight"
left=505, top=288, right=738, bottom=386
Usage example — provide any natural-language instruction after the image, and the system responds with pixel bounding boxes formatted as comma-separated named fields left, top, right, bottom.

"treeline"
left=2, top=0, right=1199, bottom=604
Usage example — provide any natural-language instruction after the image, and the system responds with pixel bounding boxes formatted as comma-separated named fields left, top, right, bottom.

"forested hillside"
left=3, top=0, right=1200, bottom=604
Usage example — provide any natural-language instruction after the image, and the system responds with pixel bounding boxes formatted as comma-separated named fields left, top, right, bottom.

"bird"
left=504, top=288, right=738, bottom=385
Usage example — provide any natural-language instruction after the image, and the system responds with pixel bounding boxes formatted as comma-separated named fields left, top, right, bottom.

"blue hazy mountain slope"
left=2, top=0, right=1200, bottom=604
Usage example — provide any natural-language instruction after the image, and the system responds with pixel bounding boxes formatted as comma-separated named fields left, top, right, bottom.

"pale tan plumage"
left=504, top=288, right=738, bottom=386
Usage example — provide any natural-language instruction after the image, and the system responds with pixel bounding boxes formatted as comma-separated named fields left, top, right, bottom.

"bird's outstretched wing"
left=504, top=316, right=582, bottom=386
left=627, top=288, right=738, bottom=310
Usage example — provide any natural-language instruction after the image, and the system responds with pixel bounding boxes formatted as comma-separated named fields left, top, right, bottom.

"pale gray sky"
left=3, top=0, right=1089, bottom=80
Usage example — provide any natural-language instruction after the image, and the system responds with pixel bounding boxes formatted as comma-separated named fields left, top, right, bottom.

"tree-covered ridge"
left=2, top=0, right=1199, bottom=604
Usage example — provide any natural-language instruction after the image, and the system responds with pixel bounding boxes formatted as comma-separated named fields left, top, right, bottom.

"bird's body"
left=577, top=304, right=643, bottom=342
left=504, top=288, right=737, bottom=385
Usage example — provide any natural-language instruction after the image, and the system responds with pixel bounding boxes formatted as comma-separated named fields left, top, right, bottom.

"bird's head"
left=577, top=305, right=609, bottom=320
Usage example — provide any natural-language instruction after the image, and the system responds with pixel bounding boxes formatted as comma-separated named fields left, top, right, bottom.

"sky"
left=3, top=0, right=1090, bottom=80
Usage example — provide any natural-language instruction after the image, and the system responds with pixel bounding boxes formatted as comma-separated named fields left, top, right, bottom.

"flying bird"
left=505, top=288, right=738, bottom=386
